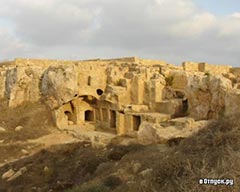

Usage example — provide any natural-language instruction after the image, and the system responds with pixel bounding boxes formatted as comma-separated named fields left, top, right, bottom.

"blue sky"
left=0, top=0, right=239, bottom=66
left=193, top=0, right=240, bottom=15
left=0, top=18, right=8, bottom=26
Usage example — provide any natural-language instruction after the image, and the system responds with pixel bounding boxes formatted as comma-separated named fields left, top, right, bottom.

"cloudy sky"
left=0, top=0, right=239, bottom=66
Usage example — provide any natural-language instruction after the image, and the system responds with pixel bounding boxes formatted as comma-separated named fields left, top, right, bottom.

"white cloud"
left=0, top=0, right=239, bottom=66
left=231, top=12, right=240, bottom=18
left=219, top=12, right=240, bottom=37
left=0, top=27, right=28, bottom=60
left=170, top=12, right=217, bottom=37
left=147, top=0, right=195, bottom=20
left=0, top=0, right=102, bottom=46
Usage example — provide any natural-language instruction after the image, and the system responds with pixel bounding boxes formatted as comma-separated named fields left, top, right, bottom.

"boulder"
left=137, top=122, right=161, bottom=144
left=41, top=65, right=78, bottom=109
left=15, top=126, right=23, bottom=131
left=0, top=127, right=6, bottom=132
left=139, top=168, right=153, bottom=178
left=168, top=117, right=195, bottom=129
left=2, top=169, right=15, bottom=180
left=21, top=149, right=29, bottom=155
left=137, top=120, right=207, bottom=144
left=7, top=167, right=27, bottom=181
left=131, top=162, right=142, bottom=174
left=185, top=74, right=232, bottom=120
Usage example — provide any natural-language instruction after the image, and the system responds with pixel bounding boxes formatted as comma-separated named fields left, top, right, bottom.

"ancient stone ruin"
left=0, top=57, right=240, bottom=144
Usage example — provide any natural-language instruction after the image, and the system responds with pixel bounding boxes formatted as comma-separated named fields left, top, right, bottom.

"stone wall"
left=138, top=58, right=166, bottom=66
left=183, top=61, right=231, bottom=74
left=106, top=57, right=137, bottom=62
left=15, top=58, right=75, bottom=68
left=198, top=63, right=231, bottom=74
left=182, top=62, right=199, bottom=72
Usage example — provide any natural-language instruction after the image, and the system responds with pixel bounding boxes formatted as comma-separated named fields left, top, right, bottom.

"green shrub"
left=107, top=144, right=144, bottom=161
left=103, top=175, right=122, bottom=189
left=165, top=75, right=174, bottom=86
left=84, top=156, right=105, bottom=174
left=204, top=71, right=210, bottom=77
left=204, top=71, right=211, bottom=82
left=107, top=147, right=128, bottom=161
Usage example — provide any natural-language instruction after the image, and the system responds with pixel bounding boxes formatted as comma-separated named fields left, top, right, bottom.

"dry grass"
left=0, top=142, right=107, bottom=192
left=106, top=144, right=144, bottom=161
left=1, top=97, right=240, bottom=192
left=0, top=100, right=54, bottom=142
left=152, top=115, right=240, bottom=192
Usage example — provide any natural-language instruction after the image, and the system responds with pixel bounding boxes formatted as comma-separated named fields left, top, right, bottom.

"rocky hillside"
left=0, top=57, right=240, bottom=191
left=1, top=58, right=240, bottom=144
left=0, top=115, right=239, bottom=192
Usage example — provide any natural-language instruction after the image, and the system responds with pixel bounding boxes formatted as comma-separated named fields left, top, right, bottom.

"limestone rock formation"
left=184, top=74, right=232, bottom=120
left=41, top=65, right=79, bottom=109
left=137, top=118, right=207, bottom=144
left=0, top=57, right=239, bottom=144
left=225, top=89, right=240, bottom=116
left=5, top=66, right=43, bottom=107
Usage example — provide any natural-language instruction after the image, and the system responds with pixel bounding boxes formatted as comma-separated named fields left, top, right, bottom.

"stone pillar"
left=116, top=112, right=125, bottom=135
left=125, top=114, right=133, bottom=132
left=131, top=75, right=144, bottom=104
left=153, top=80, right=164, bottom=102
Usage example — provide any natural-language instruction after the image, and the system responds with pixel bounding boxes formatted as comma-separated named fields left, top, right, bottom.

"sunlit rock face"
left=0, top=57, right=239, bottom=142
left=41, top=64, right=79, bottom=109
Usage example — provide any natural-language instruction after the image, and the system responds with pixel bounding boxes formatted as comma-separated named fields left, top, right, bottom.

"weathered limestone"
left=131, top=75, right=145, bottom=104
left=77, top=62, right=107, bottom=98
left=182, top=62, right=199, bottom=72
left=0, top=56, right=239, bottom=143
left=185, top=74, right=232, bottom=120
left=5, top=66, right=43, bottom=107
left=41, top=64, right=79, bottom=109
left=224, top=89, right=240, bottom=116
left=137, top=118, right=207, bottom=144
left=0, top=69, right=6, bottom=99
left=182, top=61, right=231, bottom=74
left=230, top=67, right=240, bottom=77
left=198, top=63, right=231, bottom=74
left=171, top=71, right=188, bottom=90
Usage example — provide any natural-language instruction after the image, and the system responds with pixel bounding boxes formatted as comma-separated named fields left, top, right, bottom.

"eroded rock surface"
left=0, top=57, right=239, bottom=144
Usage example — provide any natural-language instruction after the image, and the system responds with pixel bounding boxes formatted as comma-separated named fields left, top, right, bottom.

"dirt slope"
left=0, top=101, right=239, bottom=192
